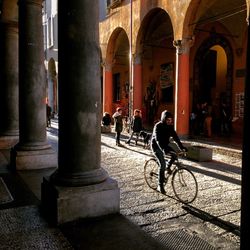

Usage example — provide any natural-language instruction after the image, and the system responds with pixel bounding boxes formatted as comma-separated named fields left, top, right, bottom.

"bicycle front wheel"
left=172, top=167, right=198, bottom=204
left=144, top=158, right=159, bottom=190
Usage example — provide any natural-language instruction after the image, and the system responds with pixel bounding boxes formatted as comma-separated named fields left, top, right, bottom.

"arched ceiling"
left=113, top=30, right=129, bottom=66
left=186, top=0, right=247, bottom=45
left=137, top=8, right=173, bottom=51
left=106, top=28, right=129, bottom=66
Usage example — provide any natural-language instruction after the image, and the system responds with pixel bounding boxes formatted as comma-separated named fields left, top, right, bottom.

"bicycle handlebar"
left=176, top=151, right=188, bottom=157
left=163, top=150, right=187, bottom=160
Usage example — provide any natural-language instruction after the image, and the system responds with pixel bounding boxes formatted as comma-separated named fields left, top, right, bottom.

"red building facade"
left=100, top=0, right=248, bottom=138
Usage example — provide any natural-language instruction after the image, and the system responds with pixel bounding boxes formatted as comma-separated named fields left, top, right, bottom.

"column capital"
left=102, top=61, right=113, bottom=71
left=173, top=37, right=195, bottom=55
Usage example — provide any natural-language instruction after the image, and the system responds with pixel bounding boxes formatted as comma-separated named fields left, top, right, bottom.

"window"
left=47, top=16, right=54, bottom=47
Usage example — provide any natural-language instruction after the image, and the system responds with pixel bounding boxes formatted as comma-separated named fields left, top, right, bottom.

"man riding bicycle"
left=151, top=110, right=187, bottom=194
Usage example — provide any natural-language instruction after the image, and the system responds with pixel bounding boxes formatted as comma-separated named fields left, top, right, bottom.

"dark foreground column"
left=41, top=0, right=120, bottom=225
left=11, top=0, right=57, bottom=169
left=0, top=21, right=19, bottom=149
left=240, top=20, right=250, bottom=249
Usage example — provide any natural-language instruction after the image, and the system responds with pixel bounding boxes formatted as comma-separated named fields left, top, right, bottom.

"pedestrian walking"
left=112, top=107, right=123, bottom=146
left=126, top=109, right=143, bottom=145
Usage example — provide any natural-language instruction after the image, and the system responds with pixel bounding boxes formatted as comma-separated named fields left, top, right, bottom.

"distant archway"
left=105, top=27, right=130, bottom=115
left=136, top=8, right=174, bottom=124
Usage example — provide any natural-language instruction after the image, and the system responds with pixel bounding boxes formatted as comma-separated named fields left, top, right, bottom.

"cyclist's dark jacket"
left=151, top=111, right=184, bottom=152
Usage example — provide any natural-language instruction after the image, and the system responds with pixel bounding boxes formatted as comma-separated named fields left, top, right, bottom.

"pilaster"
left=103, top=61, right=113, bottom=115
left=173, top=37, right=194, bottom=137
left=133, top=53, right=143, bottom=111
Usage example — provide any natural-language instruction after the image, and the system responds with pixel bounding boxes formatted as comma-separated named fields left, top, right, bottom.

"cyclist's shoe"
left=157, top=184, right=166, bottom=194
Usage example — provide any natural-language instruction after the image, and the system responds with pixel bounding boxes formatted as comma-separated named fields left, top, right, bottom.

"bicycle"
left=144, top=151, right=198, bottom=204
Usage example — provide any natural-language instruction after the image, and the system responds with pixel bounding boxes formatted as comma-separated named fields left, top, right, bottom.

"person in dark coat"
left=46, top=104, right=52, bottom=127
left=151, top=110, right=187, bottom=194
left=112, top=107, right=123, bottom=146
left=102, top=112, right=111, bottom=126
left=126, top=109, right=143, bottom=145
left=101, top=112, right=112, bottom=133
left=220, top=102, right=231, bottom=136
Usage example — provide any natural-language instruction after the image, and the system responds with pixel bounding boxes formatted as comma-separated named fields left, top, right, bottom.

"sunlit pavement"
left=99, top=132, right=240, bottom=249
left=46, top=119, right=241, bottom=249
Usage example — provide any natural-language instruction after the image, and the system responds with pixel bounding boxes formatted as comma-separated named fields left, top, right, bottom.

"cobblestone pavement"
left=46, top=120, right=241, bottom=249
left=100, top=131, right=241, bottom=249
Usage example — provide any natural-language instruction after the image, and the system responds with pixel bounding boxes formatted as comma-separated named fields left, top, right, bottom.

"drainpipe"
left=129, top=0, right=133, bottom=119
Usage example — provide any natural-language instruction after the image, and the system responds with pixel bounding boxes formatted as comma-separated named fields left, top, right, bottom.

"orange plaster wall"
left=103, top=70, right=113, bottom=115
left=176, top=53, right=190, bottom=135
left=133, top=63, right=143, bottom=111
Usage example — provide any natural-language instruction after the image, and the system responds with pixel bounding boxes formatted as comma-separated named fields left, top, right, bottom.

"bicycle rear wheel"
left=144, top=158, right=159, bottom=190
left=172, top=167, right=198, bottom=204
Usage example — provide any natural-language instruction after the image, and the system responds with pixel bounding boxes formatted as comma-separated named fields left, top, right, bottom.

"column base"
left=0, top=135, right=19, bottom=149
left=41, top=176, right=120, bottom=225
left=11, top=147, right=57, bottom=170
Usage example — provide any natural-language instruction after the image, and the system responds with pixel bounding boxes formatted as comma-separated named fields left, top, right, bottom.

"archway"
left=105, top=28, right=130, bottom=116
left=193, top=35, right=233, bottom=107
left=136, top=8, right=174, bottom=125
left=193, top=35, right=233, bottom=135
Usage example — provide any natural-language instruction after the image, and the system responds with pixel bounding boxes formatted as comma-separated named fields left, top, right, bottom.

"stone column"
left=133, top=54, right=143, bottom=112
left=240, top=18, right=250, bottom=248
left=11, top=0, right=57, bottom=169
left=41, top=0, right=120, bottom=225
left=103, top=62, right=113, bottom=115
left=173, top=37, right=194, bottom=137
left=0, top=21, right=19, bottom=149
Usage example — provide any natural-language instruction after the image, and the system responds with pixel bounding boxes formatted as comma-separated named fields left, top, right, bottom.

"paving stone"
left=0, top=206, right=73, bottom=250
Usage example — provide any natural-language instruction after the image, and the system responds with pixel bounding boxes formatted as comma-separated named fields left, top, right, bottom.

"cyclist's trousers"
left=153, top=146, right=177, bottom=185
